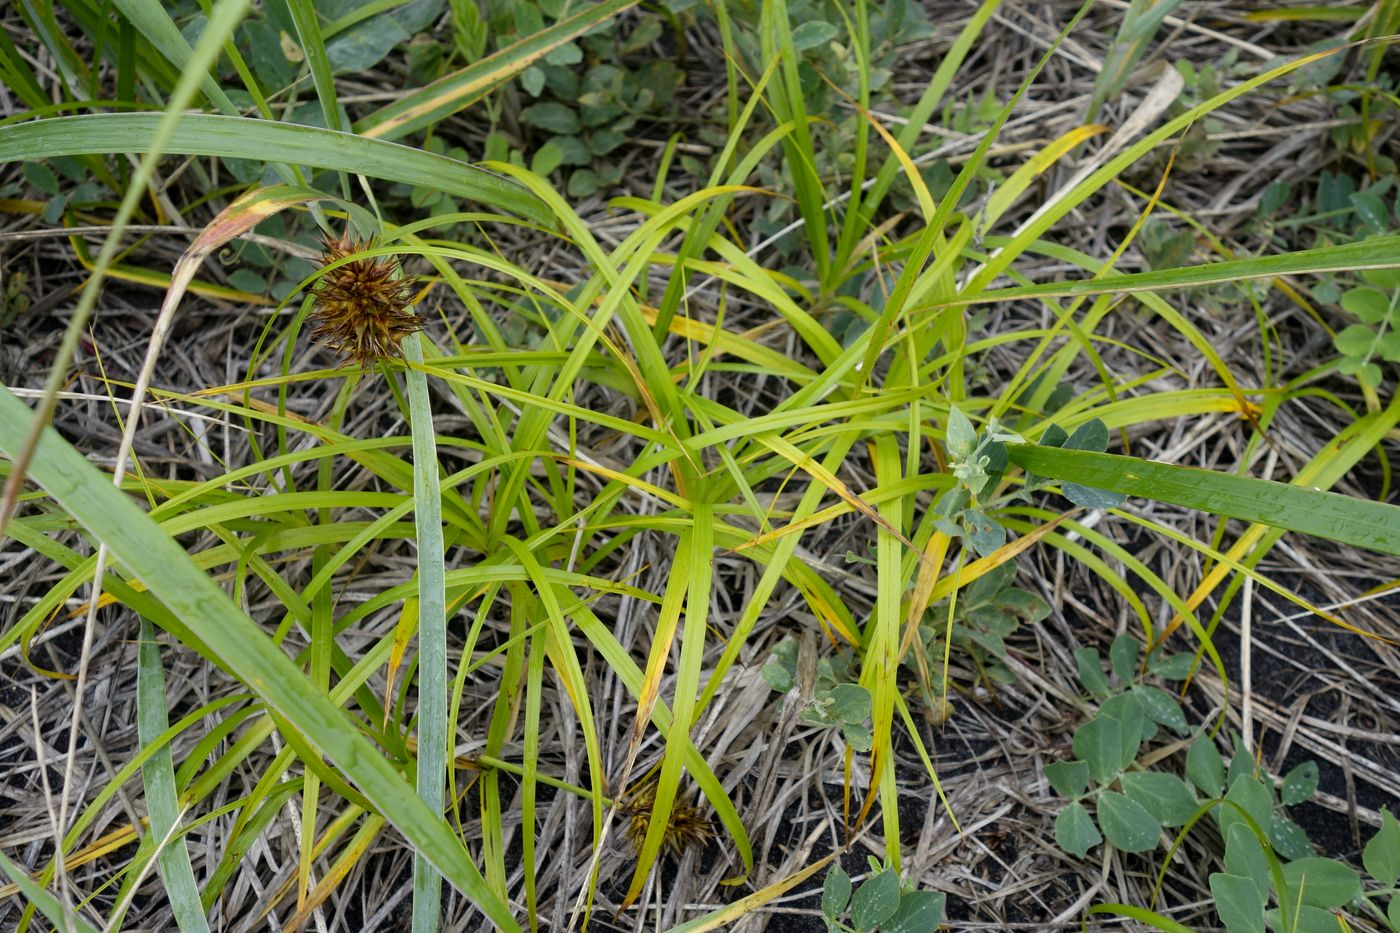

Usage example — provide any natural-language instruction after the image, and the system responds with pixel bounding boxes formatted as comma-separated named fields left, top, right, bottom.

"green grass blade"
left=945, top=235, right=1400, bottom=307
left=1007, top=445, right=1400, bottom=557
left=1086, top=903, right=1194, bottom=933
left=355, top=0, right=637, bottom=141
left=284, top=0, right=346, bottom=132
left=0, top=113, right=550, bottom=224
left=0, top=386, right=522, bottom=932
left=0, top=0, right=251, bottom=535
left=405, top=335, right=448, bottom=933
left=0, top=852, right=101, bottom=933
left=110, top=0, right=241, bottom=114
left=137, top=619, right=211, bottom=933
left=859, top=0, right=1001, bottom=225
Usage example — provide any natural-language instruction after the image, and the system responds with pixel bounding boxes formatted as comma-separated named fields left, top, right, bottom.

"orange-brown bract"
left=309, top=234, right=423, bottom=368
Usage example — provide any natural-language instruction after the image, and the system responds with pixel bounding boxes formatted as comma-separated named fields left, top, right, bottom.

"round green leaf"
left=881, top=890, right=946, bottom=933
left=849, top=869, right=901, bottom=932
left=1281, top=858, right=1361, bottom=909
left=1281, top=761, right=1319, bottom=806
left=520, top=101, right=581, bottom=134
left=822, top=864, right=852, bottom=919
left=827, top=683, right=872, bottom=723
left=1121, top=772, right=1198, bottom=827
left=1187, top=739, right=1225, bottom=798
left=1335, top=323, right=1379, bottom=356
left=790, top=20, right=839, bottom=51
left=1097, top=791, right=1161, bottom=853
left=1224, top=824, right=1269, bottom=902
left=1044, top=759, right=1090, bottom=799
left=1109, top=634, right=1139, bottom=682
left=1074, top=647, right=1111, bottom=698
left=1218, top=776, right=1273, bottom=842
left=23, top=160, right=60, bottom=195
left=1269, top=815, right=1313, bottom=860
left=1131, top=684, right=1188, bottom=735
left=1073, top=693, right=1144, bottom=783
left=945, top=406, right=977, bottom=460
left=1267, top=905, right=1354, bottom=933
left=1341, top=287, right=1391, bottom=323
left=529, top=140, right=565, bottom=176
left=1055, top=801, right=1103, bottom=859
left=1363, top=808, right=1400, bottom=888
left=1210, top=872, right=1267, bottom=933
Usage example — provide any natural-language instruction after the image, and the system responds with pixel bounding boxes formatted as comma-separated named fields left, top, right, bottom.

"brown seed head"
left=309, top=235, right=422, bottom=368
left=620, top=783, right=715, bottom=859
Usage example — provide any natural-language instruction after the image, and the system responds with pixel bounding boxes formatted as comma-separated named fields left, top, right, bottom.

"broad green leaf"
left=1341, top=287, right=1391, bottom=324
left=1364, top=809, right=1400, bottom=888
left=790, top=20, right=838, bottom=50
left=1073, top=693, right=1144, bottom=783
left=1281, top=858, right=1361, bottom=909
left=1056, top=801, right=1103, bottom=858
left=1074, top=647, right=1111, bottom=698
left=0, top=113, right=550, bottom=225
left=530, top=139, right=565, bottom=176
left=1270, top=816, right=1313, bottom=861
left=1130, top=685, right=1188, bottom=735
left=1109, top=634, right=1139, bottom=682
left=849, top=869, right=901, bottom=931
left=1211, top=872, right=1267, bottom=933
left=1148, top=651, right=1194, bottom=681
left=1006, top=446, right=1400, bottom=557
left=1044, top=760, right=1090, bottom=799
left=1121, top=772, right=1197, bottom=827
left=963, top=507, right=1006, bottom=555
left=1219, top=776, right=1273, bottom=843
left=1336, top=323, right=1379, bottom=356
left=1224, top=823, right=1270, bottom=903
left=827, top=683, right=872, bottom=723
left=1364, top=268, right=1400, bottom=289
left=945, top=406, right=977, bottom=460
left=1097, top=791, right=1160, bottom=853
left=1265, top=905, right=1351, bottom=933
left=0, top=387, right=522, bottom=932
left=520, top=101, right=581, bottom=134
left=821, top=864, right=852, bottom=919
left=882, top=891, right=946, bottom=933
left=1281, top=761, right=1320, bottom=806
left=1065, top=419, right=1110, bottom=452
left=1226, top=738, right=1255, bottom=792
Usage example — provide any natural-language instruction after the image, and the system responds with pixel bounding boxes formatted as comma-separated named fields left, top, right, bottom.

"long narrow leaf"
left=405, top=335, right=448, bottom=932
left=0, top=113, right=550, bottom=224
left=0, top=852, right=101, bottom=933
left=940, top=235, right=1400, bottom=307
left=137, top=619, right=211, bottom=933
left=1007, top=445, right=1400, bottom=557
left=0, top=386, right=522, bottom=932
left=355, top=0, right=637, bottom=141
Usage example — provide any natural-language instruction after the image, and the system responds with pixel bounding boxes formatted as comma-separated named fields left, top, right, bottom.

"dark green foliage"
left=819, top=861, right=945, bottom=933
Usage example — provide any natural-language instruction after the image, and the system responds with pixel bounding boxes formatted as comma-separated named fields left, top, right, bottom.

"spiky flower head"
left=620, top=783, right=715, bottom=859
left=309, top=234, right=422, bottom=368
